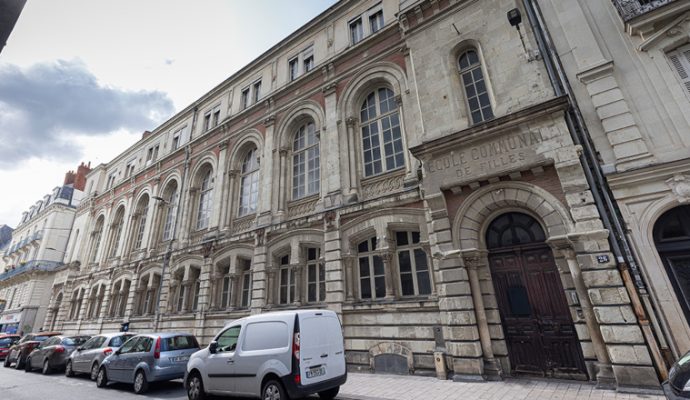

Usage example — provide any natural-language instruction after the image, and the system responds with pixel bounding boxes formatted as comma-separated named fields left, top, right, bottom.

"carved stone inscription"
left=424, top=130, right=545, bottom=186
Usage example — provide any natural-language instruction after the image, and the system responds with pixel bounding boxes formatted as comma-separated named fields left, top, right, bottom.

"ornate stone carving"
left=287, top=198, right=318, bottom=218
left=232, top=216, right=254, bottom=234
left=667, top=174, right=690, bottom=203
left=361, top=174, right=404, bottom=199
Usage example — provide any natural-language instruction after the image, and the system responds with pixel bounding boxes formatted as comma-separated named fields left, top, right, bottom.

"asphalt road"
left=0, top=364, right=188, bottom=400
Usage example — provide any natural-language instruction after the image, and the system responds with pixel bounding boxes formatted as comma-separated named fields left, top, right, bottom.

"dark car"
left=26, top=335, right=90, bottom=374
left=663, top=351, right=690, bottom=399
left=0, top=334, right=21, bottom=360
left=97, top=333, right=200, bottom=394
left=3, top=332, right=61, bottom=370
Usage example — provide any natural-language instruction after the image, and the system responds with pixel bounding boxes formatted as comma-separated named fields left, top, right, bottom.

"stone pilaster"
left=324, top=213, right=344, bottom=316
left=250, top=229, right=268, bottom=312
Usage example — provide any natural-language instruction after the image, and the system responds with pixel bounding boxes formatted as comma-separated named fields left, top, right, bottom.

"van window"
left=241, top=321, right=289, bottom=351
left=216, top=326, right=241, bottom=352
left=164, top=335, right=199, bottom=351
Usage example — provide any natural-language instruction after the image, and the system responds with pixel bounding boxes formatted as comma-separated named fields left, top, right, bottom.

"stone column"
left=322, top=83, right=341, bottom=207
left=226, top=170, right=239, bottom=227
left=462, top=250, right=502, bottom=379
left=266, top=268, right=276, bottom=308
left=380, top=251, right=396, bottom=300
left=425, top=194, right=483, bottom=378
left=293, top=265, right=303, bottom=306
left=250, top=229, right=268, bottom=313
left=259, top=117, right=276, bottom=217
left=323, top=214, right=345, bottom=315
left=343, top=253, right=355, bottom=302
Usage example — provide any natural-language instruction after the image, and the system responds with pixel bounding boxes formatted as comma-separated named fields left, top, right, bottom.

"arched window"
left=109, top=207, right=125, bottom=258
left=458, top=48, right=493, bottom=125
left=109, top=279, right=130, bottom=317
left=486, top=212, right=546, bottom=249
left=654, top=205, right=690, bottom=324
left=87, top=284, right=105, bottom=319
left=292, top=121, right=320, bottom=199
left=395, top=231, right=432, bottom=296
left=89, top=217, right=105, bottom=263
left=162, top=182, right=179, bottom=241
left=132, top=195, right=150, bottom=250
left=239, top=148, right=260, bottom=217
left=196, top=169, right=213, bottom=230
left=360, top=88, right=404, bottom=177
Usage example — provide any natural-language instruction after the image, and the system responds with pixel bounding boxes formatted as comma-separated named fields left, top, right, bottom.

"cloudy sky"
left=0, top=0, right=338, bottom=227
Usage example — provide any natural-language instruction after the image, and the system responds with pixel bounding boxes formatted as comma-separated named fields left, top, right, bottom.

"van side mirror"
left=209, top=341, right=218, bottom=354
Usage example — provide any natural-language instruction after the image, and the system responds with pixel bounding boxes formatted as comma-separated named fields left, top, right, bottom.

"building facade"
left=0, top=163, right=89, bottom=334
left=46, top=0, right=672, bottom=390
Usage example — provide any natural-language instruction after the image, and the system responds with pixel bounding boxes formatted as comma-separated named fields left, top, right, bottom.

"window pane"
left=375, top=276, right=386, bottom=298
left=373, top=255, right=384, bottom=276
left=396, top=231, right=408, bottom=246
left=398, top=251, right=411, bottom=273
left=359, top=257, right=370, bottom=277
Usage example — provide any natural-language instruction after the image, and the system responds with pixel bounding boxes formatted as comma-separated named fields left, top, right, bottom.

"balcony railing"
left=613, top=0, right=676, bottom=21
left=0, top=260, right=63, bottom=281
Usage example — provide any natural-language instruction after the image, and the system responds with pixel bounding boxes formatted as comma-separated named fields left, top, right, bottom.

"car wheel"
left=262, top=379, right=286, bottom=400
left=23, top=357, right=32, bottom=372
left=133, top=370, right=149, bottom=394
left=90, top=363, right=99, bottom=381
left=42, top=359, right=52, bottom=375
left=186, top=372, right=207, bottom=400
left=96, top=367, right=108, bottom=388
left=15, top=356, right=25, bottom=370
left=3, top=356, right=10, bottom=368
left=318, top=386, right=340, bottom=400
left=65, top=360, right=74, bottom=377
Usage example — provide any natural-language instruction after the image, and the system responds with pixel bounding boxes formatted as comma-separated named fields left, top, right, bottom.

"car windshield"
left=0, top=338, right=15, bottom=346
left=63, top=336, right=90, bottom=346
left=34, top=335, right=52, bottom=341
left=163, top=336, right=198, bottom=351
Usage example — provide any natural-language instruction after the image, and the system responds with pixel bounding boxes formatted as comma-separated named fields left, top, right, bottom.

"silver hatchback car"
left=96, top=332, right=199, bottom=394
left=66, top=332, right=136, bottom=380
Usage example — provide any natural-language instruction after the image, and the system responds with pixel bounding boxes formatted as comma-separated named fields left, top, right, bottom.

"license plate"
left=170, top=355, right=190, bottom=362
left=306, top=366, right=326, bottom=378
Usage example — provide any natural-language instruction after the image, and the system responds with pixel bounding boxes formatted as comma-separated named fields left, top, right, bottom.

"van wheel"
left=262, top=379, right=286, bottom=400
left=186, top=372, right=207, bottom=400
left=318, top=386, right=340, bottom=400
left=96, top=367, right=108, bottom=388
left=133, top=370, right=149, bottom=394
left=65, top=360, right=74, bottom=377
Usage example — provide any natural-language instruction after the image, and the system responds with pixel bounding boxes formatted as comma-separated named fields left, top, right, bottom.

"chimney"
left=73, top=161, right=92, bottom=191
left=64, top=170, right=76, bottom=186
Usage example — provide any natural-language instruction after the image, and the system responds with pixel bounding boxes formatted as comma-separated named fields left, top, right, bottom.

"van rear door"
left=298, top=312, right=346, bottom=385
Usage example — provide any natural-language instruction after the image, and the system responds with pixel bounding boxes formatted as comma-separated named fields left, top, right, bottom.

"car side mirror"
left=114, top=349, right=121, bottom=356
left=229, top=343, right=236, bottom=352
left=209, top=341, right=218, bottom=354
left=77, top=347, right=84, bottom=351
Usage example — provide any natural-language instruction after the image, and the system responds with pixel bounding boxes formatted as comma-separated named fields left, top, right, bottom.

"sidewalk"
left=339, top=373, right=665, bottom=400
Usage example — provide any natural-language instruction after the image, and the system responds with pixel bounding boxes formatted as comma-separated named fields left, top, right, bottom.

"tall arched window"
left=239, top=148, right=260, bottom=217
left=133, top=195, right=149, bottom=250
left=654, top=205, right=690, bottom=324
left=162, top=182, right=179, bottom=241
left=292, top=122, right=320, bottom=199
left=89, top=217, right=105, bottom=263
left=109, top=207, right=125, bottom=258
left=357, top=237, right=385, bottom=299
left=196, top=169, right=213, bottom=230
left=360, top=88, right=404, bottom=177
left=458, top=48, right=493, bottom=125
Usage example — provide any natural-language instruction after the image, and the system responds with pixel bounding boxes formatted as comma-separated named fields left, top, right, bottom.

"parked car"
left=185, top=309, right=347, bottom=400
left=0, top=334, right=21, bottom=360
left=96, top=332, right=200, bottom=394
left=2, top=332, right=61, bottom=370
left=66, top=332, right=136, bottom=380
left=25, top=335, right=90, bottom=374
left=663, top=351, right=690, bottom=399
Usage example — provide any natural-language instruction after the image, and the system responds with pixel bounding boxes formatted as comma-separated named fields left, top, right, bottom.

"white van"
left=185, top=309, right=347, bottom=400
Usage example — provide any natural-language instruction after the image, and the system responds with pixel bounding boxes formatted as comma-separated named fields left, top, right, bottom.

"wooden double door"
left=489, top=245, right=587, bottom=378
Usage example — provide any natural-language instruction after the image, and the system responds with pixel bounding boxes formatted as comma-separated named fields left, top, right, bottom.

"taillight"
left=103, top=347, right=112, bottom=356
left=54, top=346, right=65, bottom=353
left=293, top=332, right=300, bottom=360
left=154, top=337, right=161, bottom=359
left=292, top=316, right=301, bottom=385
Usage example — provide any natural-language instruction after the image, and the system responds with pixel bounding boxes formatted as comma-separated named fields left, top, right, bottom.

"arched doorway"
left=486, top=212, right=586, bottom=378
left=654, top=205, right=690, bottom=325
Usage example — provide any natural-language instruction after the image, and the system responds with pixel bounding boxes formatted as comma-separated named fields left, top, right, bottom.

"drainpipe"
left=522, top=0, right=669, bottom=381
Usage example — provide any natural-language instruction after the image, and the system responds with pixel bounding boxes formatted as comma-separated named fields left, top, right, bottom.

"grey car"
left=96, top=332, right=199, bottom=394
left=66, top=332, right=136, bottom=380
left=25, top=335, right=91, bottom=375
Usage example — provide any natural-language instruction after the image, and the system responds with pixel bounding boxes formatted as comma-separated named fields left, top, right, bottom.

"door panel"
left=489, top=246, right=586, bottom=377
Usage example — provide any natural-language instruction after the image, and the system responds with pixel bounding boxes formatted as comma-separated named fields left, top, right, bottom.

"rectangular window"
left=146, top=144, right=159, bottom=164
left=279, top=255, right=295, bottom=304
left=396, top=231, right=432, bottom=296
left=240, top=259, right=252, bottom=308
left=668, top=44, right=690, bottom=97
left=204, top=105, right=221, bottom=132
left=253, top=80, right=262, bottom=103
left=289, top=57, right=299, bottom=81
left=241, top=87, right=250, bottom=110
left=303, top=54, right=314, bottom=73
left=192, top=280, right=200, bottom=311
left=369, top=9, right=384, bottom=33
left=203, top=113, right=211, bottom=132
left=350, top=17, right=363, bottom=44
left=306, top=248, right=324, bottom=302
left=221, top=275, right=231, bottom=309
